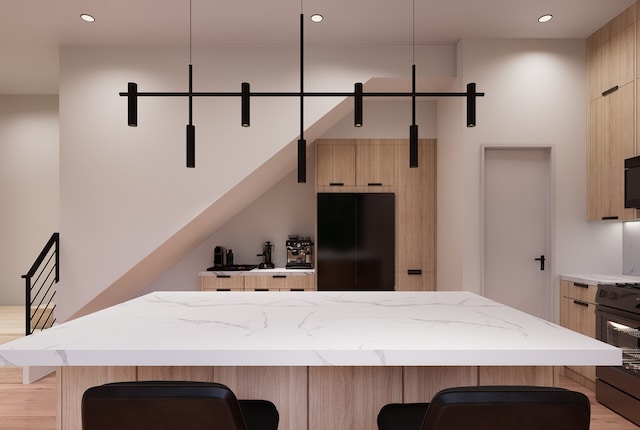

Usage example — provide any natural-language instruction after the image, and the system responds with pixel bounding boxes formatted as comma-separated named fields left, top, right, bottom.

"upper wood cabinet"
left=316, top=139, right=395, bottom=191
left=587, top=83, right=636, bottom=221
left=587, top=5, right=635, bottom=101
left=316, top=143, right=356, bottom=187
left=356, top=143, right=396, bottom=187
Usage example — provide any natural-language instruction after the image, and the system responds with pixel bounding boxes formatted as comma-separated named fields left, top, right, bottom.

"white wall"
left=143, top=100, right=437, bottom=293
left=58, top=46, right=456, bottom=319
left=437, top=39, right=623, bottom=317
left=0, top=96, right=59, bottom=305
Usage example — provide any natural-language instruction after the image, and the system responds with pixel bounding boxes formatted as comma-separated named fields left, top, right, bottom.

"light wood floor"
left=0, top=372, right=636, bottom=430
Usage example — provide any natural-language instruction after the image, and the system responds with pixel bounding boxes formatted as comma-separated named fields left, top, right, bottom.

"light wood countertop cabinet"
left=201, top=274, right=245, bottom=291
left=559, top=279, right=597, bottom=389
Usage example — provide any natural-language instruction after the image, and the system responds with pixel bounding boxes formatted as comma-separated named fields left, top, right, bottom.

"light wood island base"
left=57, top=365, right=555, bottom=430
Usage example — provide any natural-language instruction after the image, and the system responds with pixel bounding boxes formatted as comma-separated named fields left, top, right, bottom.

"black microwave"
left=625, top=156, right=640, bottom=208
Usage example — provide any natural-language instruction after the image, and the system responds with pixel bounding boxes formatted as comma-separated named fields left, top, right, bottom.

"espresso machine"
left=286, top=235, right=314, bottom=269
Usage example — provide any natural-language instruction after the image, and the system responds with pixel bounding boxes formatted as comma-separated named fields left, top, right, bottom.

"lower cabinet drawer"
left=201, top=275, right=244, bottom=291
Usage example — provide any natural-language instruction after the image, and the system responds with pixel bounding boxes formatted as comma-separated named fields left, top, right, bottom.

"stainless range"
left=595, top=282, right=640, bottom=426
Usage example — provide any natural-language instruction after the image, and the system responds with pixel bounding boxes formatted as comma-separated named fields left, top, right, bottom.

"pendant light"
left=409, top=0, right=418, bottom=168
left=298, top=8, right=306, bottom=183
left=120, top=1, right=485, bottom=178
left=186, top=0, right=195, bottom=168
left=241, top=82, right=250, bottom=127
left=127, top=82, right=138, bottom=127
left=354, top=82, right=363, bottom=127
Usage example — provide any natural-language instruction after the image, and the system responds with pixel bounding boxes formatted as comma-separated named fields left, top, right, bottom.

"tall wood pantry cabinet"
left=315, top=138, right=436, bottom=291
left=586, top=4, right=637, bottom=221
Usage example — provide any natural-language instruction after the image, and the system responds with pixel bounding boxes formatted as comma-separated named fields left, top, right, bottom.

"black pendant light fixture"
left=186, top=0, right=196, bottom=168
left=354, top=82, right=363, bottom=127
left=298, top=10, right=306, bottom=183
left=409, top=0, right=418, bottom=168
left=120, top=1, right=484, bottom=177
left=241, top=82, right=250, bottom=127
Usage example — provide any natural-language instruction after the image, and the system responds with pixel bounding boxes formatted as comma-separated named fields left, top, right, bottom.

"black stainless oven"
left=595, top=283, right=640, bottom=426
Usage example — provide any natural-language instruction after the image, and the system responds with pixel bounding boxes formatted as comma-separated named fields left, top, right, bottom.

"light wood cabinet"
left=316, top=143, right=356, bottom=188
left=355, top=142, right=396, bottom=187
left=586, top=4, right=637, bottom=221
left=202, top=273, right=314, bottom=291
left=244, top=274, right=314, bottom=291
left=559, top=279, right=597, bottom=389
left=587, top=82, right=636, bottom=221
left=587, top=5, right=635, bottom=102
left=315, top=138, right=436, bottom=291
left=201, top=274, right=245, bottom=291
left=396, top=140, right=436, bottom=291
left=316, top=139, right=395, bottom=191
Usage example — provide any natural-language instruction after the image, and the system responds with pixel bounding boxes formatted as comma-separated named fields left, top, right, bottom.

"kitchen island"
left=0, top=291, right=621, bottom=430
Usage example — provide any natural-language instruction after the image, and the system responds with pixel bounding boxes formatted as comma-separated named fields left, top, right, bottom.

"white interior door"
left=483, top=147, right=552, bottom=320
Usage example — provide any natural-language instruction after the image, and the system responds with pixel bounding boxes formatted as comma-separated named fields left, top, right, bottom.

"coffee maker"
left=286, top=236, right=313, bottom=269
left=257, top=241, right=275, bottom=269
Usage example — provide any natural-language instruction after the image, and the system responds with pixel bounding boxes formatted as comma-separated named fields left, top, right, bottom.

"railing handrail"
left=22, top=232, right=59, bottom=280
left=23, top=232, right=59, bottom=336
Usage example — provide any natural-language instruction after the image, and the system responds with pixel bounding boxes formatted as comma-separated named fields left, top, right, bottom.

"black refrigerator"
left=317, top=193, right=395, bottom=291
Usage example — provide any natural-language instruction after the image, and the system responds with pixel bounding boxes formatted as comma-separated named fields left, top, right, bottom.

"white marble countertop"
left=200, top=268, right=315, bottom=276
left=560, top=274, right=640, bottom=285
left=0, top=291, right=620, bottom=367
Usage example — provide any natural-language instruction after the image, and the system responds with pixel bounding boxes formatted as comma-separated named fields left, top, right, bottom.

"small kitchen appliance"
left=257, top=241, right=275, bottom=269
left=286, top=235, right=314, bottom=269
left=213, top=246, right=226, bottom=267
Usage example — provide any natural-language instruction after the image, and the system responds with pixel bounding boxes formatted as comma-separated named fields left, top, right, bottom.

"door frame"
left=479, top=144, right=556, bottom=321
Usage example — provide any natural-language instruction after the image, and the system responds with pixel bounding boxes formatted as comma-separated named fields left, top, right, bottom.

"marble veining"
left=0, top=291, right=620, bottom=367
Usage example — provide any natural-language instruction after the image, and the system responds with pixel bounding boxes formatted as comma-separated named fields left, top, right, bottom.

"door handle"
left=534, top=255, right=546, bottom=271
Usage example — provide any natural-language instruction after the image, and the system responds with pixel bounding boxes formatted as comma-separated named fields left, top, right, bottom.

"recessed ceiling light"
left=310, top=14, right=323, bottom=23
left=538, top=14, right=553, bottom=23
left=80, top=14, right=95, bottom=23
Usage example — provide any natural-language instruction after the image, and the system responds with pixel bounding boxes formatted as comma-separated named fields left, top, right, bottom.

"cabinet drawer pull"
left=407, top=269, right=423, bottom=275
left=573, top=282, right=589, bottom=289
left=272, top=275, right=287, bottom=279
left=573, top=300, right=589, bottom=307
left=602, top=85, right=619, bottom=97
left=602, top=216, right=619, bottom=220
left=290, top=288, right=305, bottom=292
left=216, top=274, right=231, bottom=278
left=254, top=288, right=269, bottom=292
left=368, top=182, right=383, bottom=186
left=216, top=288, right=231, bottom=291
left=329, top=182, right=344, bottom=186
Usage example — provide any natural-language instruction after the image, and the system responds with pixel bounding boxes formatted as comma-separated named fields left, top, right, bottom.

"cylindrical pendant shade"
left=354, top=82, right=363, bottom=127
left=466, top=82, right=477, bottom=127
left=298, top=139, right=306, bottom=183
left=410, top=124, right=418, bottom=168
left=127, top=82, right=138, bottom=127
left=242, top=82, right=250, bottom=127
left=186, top=124, right=195, bottom=168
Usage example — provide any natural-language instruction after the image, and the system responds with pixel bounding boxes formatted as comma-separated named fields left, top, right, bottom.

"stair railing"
left=22, top=232, right=59, bottom=335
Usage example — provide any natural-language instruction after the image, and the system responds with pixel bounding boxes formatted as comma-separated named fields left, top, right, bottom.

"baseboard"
left=22, top=366, right=55, bottom=384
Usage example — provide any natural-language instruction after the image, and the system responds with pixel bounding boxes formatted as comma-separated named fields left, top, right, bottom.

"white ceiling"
left=0, top=0, right=635, bottom=94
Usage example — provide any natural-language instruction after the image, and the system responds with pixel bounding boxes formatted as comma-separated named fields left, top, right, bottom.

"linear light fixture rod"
left=119, top=91, right=484, bottom=98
